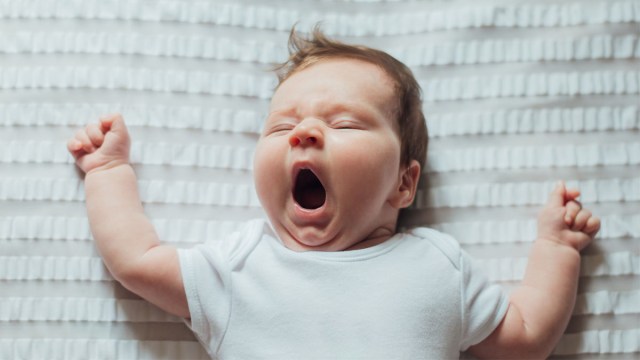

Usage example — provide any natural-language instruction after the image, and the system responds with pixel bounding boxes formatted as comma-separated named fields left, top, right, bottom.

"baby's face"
left=254, top=58, right=406, bottom=251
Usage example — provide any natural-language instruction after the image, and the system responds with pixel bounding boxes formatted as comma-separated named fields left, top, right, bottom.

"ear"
left=389, top=160, right=421, bottom=209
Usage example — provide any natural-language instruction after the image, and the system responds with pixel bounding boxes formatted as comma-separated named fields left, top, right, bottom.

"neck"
left=345, top=226, right=395, bottom=251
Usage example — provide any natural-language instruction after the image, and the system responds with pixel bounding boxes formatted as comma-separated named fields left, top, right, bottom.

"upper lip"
left=291, top=160, right=321, bottom=184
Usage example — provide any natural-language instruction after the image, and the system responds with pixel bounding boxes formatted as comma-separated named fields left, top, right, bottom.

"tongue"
left=294, top=169, right=326, bottom=209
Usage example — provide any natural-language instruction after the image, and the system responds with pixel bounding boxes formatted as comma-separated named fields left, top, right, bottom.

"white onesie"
left=178, top=219, right=508, bottom=359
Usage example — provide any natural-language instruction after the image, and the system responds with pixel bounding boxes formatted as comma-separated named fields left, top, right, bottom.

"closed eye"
left=332, top=121, right=363, bottom=130
left=266, top=123, right=295, bottom=135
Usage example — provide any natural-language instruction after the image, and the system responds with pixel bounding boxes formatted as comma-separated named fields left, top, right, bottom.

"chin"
left=290, top=233, right=334, bottom=251
left=282, top=225, right=343, bottom=252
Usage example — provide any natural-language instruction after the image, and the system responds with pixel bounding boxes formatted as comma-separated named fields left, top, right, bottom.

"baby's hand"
left=67, top=114, right=131, bottom=174
left=537, top=181, right=600, bottom=251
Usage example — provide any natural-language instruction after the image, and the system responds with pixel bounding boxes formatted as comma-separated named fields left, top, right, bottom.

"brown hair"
left=274, top=26, right=428, bottom=171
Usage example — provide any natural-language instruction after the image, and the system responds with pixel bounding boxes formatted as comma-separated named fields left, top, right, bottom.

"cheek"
left=253, top=141, right=286, bottom=203
left=333, top=135, right=401, bottom=193
left=253, top=144, right=267, bottom=184
left=337, top=132, right=400, bottom=167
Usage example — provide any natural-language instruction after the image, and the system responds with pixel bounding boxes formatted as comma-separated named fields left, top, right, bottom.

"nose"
left=289, top=121, right=324, bottom=148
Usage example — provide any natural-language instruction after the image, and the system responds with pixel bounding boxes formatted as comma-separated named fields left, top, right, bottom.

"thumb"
left=546, top=181, right=566, bottom=208
left=100, top=114, right=128, bottom=135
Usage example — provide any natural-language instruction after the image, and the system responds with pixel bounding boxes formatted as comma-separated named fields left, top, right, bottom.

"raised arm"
left=469, top=182, right=600, bottom=359
left=67, top=114, right=189, bottom=318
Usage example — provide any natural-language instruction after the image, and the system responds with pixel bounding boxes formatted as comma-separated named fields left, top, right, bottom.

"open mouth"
left=293, top=169, right=326, bottom=210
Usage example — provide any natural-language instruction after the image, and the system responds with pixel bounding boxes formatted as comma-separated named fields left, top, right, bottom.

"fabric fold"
left=0, top=297, right=181, bottom=322
left=0, top=256, right=111, bottom=281
left=427, top=106, right=638, bottom=137
left=0, top=141, right=256, bottom=170
left=429, top=214, right=639, bottom=244
left=392, top=34, right=639, bottom=66
left=421, top=71, right=640, bottom=102
left=574, top=290, right=640, bottom=315
left=0, top=216, right=246, bottom=243
left=0, top=141, right=72, bottom=164
left=0, top=1, right=637, bottom=35
left=418, top=178, right=640, bottom=209
left=0, top=66, right=277, bottom=99
left=0, top=103, right=264, bottom=134
left=476, top=251, right=640, bottom=282
left=555, top=329, right=640, bottom=355
left=132, top=142, right=254, bottom=170
left=1, top=31, right=287, bottom=64
left=3, top=32, right=637, bottom=66
left=0, top=339, right=206, bottom=360
left=139, top=180, right=260, bottom=207
left=0, top=216, right=91, bottom=241
left=152, top=218, right=245, bottom=243
left=427, top=142, right=640, bottom=173
left=0, top=178, right=261, bottom=207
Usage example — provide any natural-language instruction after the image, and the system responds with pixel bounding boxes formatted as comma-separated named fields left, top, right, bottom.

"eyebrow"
left=268, top=101, right=383, bottom=122
left=267, top=107, right=296, bottom=118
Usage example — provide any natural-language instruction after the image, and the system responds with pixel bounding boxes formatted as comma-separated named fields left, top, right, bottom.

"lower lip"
left=293, top=201, right=329, bottom=223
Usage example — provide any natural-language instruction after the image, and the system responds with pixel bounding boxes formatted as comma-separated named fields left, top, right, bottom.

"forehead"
left=270, top=58, right=398, bottom=116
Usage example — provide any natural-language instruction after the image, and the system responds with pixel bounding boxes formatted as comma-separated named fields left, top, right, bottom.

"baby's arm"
left=469, top=182, right=600, bottom=359
left=67, top=114, right=189, bottom=318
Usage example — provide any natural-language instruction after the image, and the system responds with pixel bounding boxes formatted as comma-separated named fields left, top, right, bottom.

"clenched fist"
left=537, top=181, right=600, bottom=252
left=67, top=114, right=131, bottom=174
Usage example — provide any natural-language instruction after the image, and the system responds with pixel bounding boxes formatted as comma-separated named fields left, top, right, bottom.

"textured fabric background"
left=0, top=0, right=638, bottom=358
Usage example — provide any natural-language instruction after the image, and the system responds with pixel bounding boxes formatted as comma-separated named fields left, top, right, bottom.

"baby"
left=67, top=28, right=600, bottom=359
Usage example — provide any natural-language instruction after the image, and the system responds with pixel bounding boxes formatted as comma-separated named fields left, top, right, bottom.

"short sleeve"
left=177, top=219, right=266, bottom=356
left=178, top=243, right=231, bottom=357
left=459, top=249, right=509, bottom=350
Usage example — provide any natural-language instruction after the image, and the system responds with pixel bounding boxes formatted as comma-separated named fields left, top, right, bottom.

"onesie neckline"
left=263, top=224, right=406, bottom=262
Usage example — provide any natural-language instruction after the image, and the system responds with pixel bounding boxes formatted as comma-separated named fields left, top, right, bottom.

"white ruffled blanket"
left=1, top=0, right=638, bottom=358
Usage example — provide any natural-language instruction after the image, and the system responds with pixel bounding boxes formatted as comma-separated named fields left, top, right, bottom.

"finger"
left=565, top=188, right=581, bottom=201
left=108, top=114, right=127, bottom=134
left=574, top=233, right=593, bottom=252
left=86, top=123, right=105, bottom=147
left=571, top=209, right=592, bottom=231
left=564, top=200, right=582, bottom=226
left=67, top=139, right=86, bottom=162
left=99, top=114, right=115, bottom=132
left=99, top=113, right=124, bottom=132
left=66, top=138, right=83, bottom=153
left=75, top=129, right=95, bottom=153
left=547, top=181, right=566, bottom=208
left=584, top=216, right=601, bottom=237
